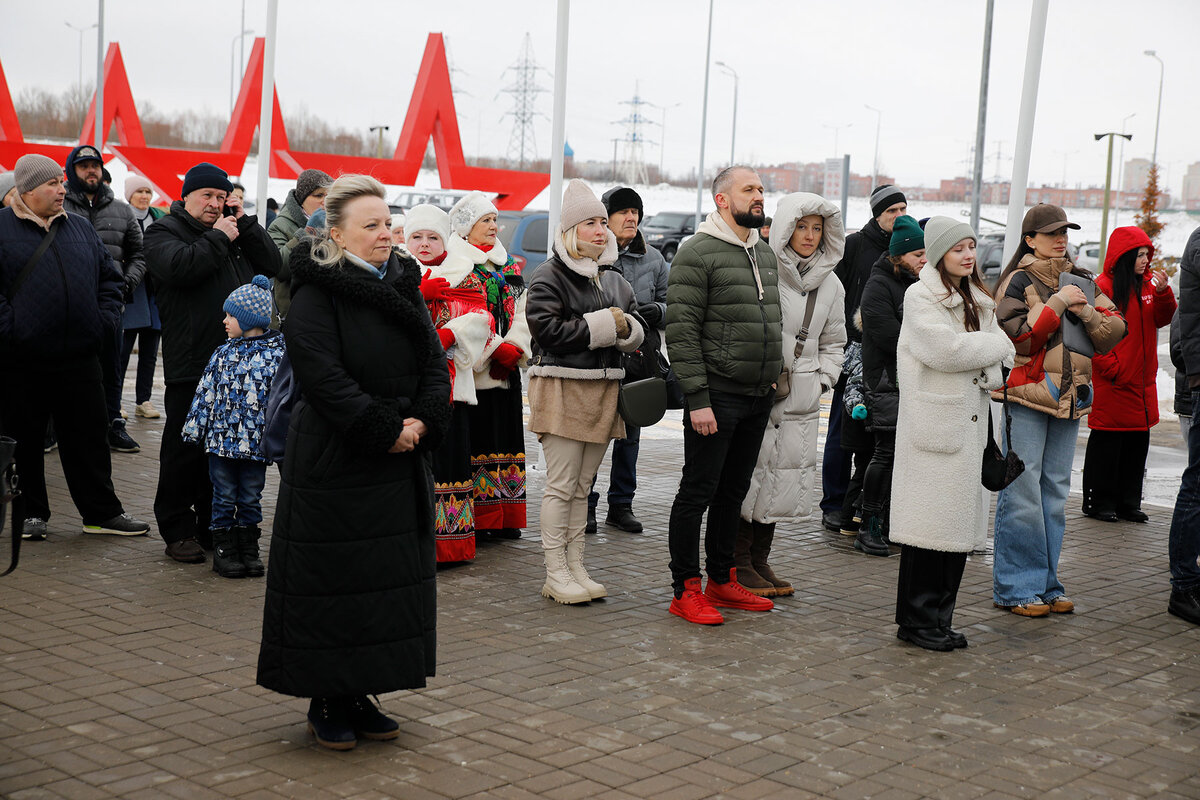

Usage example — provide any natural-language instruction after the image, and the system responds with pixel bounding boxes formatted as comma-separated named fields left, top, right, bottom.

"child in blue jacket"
left=183, top=275, right=285, bottom=579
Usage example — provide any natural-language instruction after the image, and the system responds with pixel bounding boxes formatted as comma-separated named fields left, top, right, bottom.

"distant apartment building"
left=1183, top=162, right=1200, bottom=211
left=1123, top=158, right=1153, bottom=193
left=757, top=161, right=892, bottom=197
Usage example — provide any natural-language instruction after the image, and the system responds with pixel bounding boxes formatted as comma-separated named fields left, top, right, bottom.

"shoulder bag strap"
left=5, top=218, right=61, bottom=301
left=1001, top=383, right=1014, bottom=444
left=793, top=290, right=821, bottom=357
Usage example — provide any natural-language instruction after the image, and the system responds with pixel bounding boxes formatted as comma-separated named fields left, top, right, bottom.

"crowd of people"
left=2, top=150, right=1199, bottom=750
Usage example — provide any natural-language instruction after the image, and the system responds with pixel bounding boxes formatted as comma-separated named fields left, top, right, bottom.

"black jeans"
left=100, top=321, right=124, bottom=422
left=0, top=357, right=124, bottom=524
left=895, top=545, right=968, bottom=631
left=860, top=430, right=896, bottom=517
left=153, top=380, right=212, bottom=544
left=820, top=378, right=852, bottom=514
left=668, top=389, right=773, bottom=595
left=120, top=328, right=161, bottom=405
left=1081, top=429, right=1149, bottom=515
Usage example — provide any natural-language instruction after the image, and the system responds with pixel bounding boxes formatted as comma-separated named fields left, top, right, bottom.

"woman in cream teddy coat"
left=889, top=217, right=1014, bottom=652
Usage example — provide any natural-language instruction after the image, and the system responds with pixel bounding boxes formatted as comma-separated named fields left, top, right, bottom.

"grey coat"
left=608, top=230, right=668, bottom=330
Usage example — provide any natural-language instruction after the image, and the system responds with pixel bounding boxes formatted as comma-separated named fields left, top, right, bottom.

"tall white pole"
left=1002, top=0, right=1049, bottom=266
left=865, top=104, right=881, bottom=190
left=969, top=0, right=993, bottom=233
left=547, top=0, right=569, bottom=254
left=695, top=0, right=714, bottom=230
left=94, top=0, right=104, bottom=150
left=256, top=0, right=278, bottom=229
left=1114, top=112, right=1135, bottom=226
left=1144, top=51, right=1163, bottom=167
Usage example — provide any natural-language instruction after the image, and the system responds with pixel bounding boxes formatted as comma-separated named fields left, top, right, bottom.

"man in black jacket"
left=63, top=144, right=145, bottom=453
left=820, top=184, right=906, bottom=531
left=144, top=163, right=281, bottom=564
left=1168, top=225, right=1200, bottom=625
left=0, top=154, right=150, bottom=541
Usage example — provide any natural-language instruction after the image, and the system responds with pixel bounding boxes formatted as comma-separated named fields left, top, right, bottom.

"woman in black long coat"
left=256, top=175, right=451, bottom=751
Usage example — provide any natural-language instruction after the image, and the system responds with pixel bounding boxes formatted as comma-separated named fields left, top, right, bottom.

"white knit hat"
left=448, top=191, right=498, bottom=238
left=559, top=179, right=607, bottom=232
left=404, top=203, right=450, bottom=241
left=923, top=216, right=977, bottom=270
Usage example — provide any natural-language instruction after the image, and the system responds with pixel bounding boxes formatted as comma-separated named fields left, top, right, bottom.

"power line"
left=613, top=84, right=657, bottom=185
left=500, top=33, right=548, bottom=169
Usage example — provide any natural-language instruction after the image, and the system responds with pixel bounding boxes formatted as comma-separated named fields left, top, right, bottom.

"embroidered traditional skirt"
left=469, top=383, right=527, bottom=531
left=433, top=403, right=475, bottom=563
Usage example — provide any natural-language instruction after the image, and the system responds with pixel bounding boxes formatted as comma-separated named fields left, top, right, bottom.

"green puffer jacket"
left=665, top=211, right=782, bottom=410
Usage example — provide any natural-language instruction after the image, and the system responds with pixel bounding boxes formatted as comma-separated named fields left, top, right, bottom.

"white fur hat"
left=404, top=204, right=449, bottom=241
left=448, top=191, right=498, bottom=238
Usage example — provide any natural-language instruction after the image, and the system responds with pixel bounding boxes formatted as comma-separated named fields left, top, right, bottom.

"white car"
left=1075, top=241, right=1101, bottom=271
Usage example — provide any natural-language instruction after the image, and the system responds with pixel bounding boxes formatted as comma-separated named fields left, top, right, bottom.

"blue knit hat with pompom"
left=223, top=274, right=273, bottom=333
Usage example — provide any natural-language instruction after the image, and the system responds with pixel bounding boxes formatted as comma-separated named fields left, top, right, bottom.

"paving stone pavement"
left=2, top=372, right=1199, bottom=799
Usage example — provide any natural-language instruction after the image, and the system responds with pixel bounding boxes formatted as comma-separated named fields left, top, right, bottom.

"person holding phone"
left=990, top=204, right=1126, bottom=617
left=1083, top=227, right=1176, bottom=522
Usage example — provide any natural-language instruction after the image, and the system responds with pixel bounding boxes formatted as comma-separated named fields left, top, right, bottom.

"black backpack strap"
left=5, top=218, right=61, bottom=300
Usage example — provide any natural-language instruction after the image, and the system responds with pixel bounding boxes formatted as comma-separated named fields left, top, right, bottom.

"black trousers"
left=820, top=380, right=852, bottom=513
left=895, top=545, right=968, bottom=631
left=120, top=328, right=161, bottom=405
left=668, top=389, right=773, bottom=595
left=860, top=430, right=896, bottom=517
left=153, top=380, right=212, bottom=544
left=1081, top=429, right=1149, bottom=515
left=0, top=357, right=123, bottom=524
left=100, top=320, right=124, bottom=422
left=840, top=446, right=873, bottom=529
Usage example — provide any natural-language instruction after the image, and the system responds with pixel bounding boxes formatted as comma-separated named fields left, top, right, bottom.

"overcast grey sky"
left=2, top=0, right=1197, bottom=195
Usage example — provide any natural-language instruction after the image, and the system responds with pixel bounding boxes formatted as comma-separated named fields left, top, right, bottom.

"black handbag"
left=982, top=386, right=1024, bottom=491
left=618, top=377, right=668, bottom=428
left=0, top=436, right=21, bottom=577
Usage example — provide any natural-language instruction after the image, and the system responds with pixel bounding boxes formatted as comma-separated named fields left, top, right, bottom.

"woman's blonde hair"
left=561, top=225, right=581, bottom=260
left=311, top=174, right=387, bottom=266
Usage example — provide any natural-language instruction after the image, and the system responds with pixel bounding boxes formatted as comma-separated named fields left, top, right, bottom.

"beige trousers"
left=539, top=433, right=608, bottom=549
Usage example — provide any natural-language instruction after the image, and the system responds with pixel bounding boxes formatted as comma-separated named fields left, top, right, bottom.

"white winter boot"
left=541, top=546, right=592, bottom=604
left=565, top=539, right=606, bottom=600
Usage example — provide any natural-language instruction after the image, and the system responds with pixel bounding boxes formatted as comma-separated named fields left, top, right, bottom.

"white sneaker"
left=120, top=409, right=128, bottom=420
left=135, top=401, right=161, bottom=419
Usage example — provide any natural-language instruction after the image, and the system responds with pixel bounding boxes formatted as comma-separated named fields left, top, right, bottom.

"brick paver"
left=1, top=364, right=1198, bottom=799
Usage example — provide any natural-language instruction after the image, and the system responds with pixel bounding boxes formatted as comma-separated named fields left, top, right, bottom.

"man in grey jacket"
left=586, top=186, right=669, bottom=534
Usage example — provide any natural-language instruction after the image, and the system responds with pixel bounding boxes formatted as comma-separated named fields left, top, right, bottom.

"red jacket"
left=1090, top=227, right=1177, bottom=431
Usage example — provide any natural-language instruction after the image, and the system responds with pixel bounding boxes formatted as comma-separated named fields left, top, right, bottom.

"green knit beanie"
left=888, top=215, right=924, bottom=256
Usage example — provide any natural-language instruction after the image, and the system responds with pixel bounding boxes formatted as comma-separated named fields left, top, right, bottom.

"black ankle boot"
left=234, top=525, right=264, bottom=577
left=855, top=516, right=890, bottom=557
left=307, top=697, right=356, bottom=750
left=586, top=505, right=597, bottom=534
left=347, top=696, right=400, bottom=740
left=211, top=528, right=247, bottom=578
left=605, top=504, right=643, bottom=533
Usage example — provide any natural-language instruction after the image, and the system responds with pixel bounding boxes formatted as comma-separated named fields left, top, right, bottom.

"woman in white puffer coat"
left=889, top=217, right=1014, bottom=652
left=738, top=193, right=847, bottom=597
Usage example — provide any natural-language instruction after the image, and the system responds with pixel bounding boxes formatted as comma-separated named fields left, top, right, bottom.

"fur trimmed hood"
left=769, top=192, right=846, bottom=294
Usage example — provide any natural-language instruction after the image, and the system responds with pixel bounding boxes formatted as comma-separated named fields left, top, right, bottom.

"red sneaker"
left=669, top=578, right=724, bottom=625
left=705, top=568, right=775, bottom=611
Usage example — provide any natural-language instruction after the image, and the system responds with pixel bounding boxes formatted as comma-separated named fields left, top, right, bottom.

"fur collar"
left=289, top=239, right=433, bottom=366
left=439, top=236, right=490, bottom=285
left=551, top=229, right=618, bottom=278
left=11, top=192, right=67, bottom=232
left=449, top=233, right=509, bottom=267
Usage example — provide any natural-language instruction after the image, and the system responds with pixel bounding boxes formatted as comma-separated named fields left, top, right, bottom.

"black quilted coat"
left=256, top=241, right=451, bottom=699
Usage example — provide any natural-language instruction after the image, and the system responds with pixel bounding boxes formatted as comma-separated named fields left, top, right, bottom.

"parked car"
left=496, top=210, right=549, bottom=273
left=1075, top=241, right=1101, bottom=271
left=978, top=233, right=1006, bottom=277
left=641, top=211, right=697, bottom=262
left=390, top=188, right=483, bottom=214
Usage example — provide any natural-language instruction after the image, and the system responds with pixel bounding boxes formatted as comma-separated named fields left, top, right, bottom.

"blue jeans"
left=208, top=454, right=267, bottom=530
left=1169, top=392, right=1200, bottom=591
left=668, top=389, right=774, bottom=594
left=588, top=424, right=640, bottom=510
left=992, top=403, right=1079, bottom=606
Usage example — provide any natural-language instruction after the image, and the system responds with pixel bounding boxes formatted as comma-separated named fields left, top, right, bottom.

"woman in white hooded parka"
left=737, top=193, right=847, bottom=596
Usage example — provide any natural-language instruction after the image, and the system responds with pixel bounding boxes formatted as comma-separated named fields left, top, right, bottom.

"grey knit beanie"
left=0, top=172, right=15, bottom=202
left=295, top=169, right=333, bottom=205
left=869, top=184, right=906, bottom=218
left=923, top=216, right=977, bottom=270
left=14, top=154, right=64, bottom=194
left=559, top=180, right=607, bottom=232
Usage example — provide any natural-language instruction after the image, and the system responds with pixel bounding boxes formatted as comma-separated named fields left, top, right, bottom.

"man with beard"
left=820, top=184, right=907, bottom=532
left=62, top=144, right=146, bottom=453
left=663, top=166, right=782, bottom=625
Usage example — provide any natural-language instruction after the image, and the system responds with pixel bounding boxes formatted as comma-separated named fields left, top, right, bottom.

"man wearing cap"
left=144, top=162, right=281, bottom=564
left=63, top=144, right=147, bottom=453
left=267, top=169, right=332, bottom=322
left=584, top=186, right=669, bottom=534
left=821, top=184, right=908, bottom=532
left=0, top=154, right=151, bottom=540
left=664, top=165, right=782, bottom=625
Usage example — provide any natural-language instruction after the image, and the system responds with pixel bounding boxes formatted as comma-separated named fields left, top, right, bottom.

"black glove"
left=637, top=302, right=663, bottom=327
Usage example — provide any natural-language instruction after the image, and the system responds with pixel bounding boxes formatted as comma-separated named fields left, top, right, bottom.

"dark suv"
left=641, top=211, right=697, bottom=262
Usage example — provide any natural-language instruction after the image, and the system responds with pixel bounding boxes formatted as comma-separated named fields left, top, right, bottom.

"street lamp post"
left=715, top=61, right=738, bottom=166
left=65, top=21, right=97, bottom=102
left=655, top=101, right=682, bottom=180
left=1096, top=131, right=1133, bottom=267
left=369, top=125, right=390, bottom=160
left=1114, top=112, right=1135, bottom=226
left=864, top=105, right=881, bottom=189
left=230, top=28, right=254, bottom=112
left=824, top=122, right=852, bottom=157
left=1144, top=50, right=1164, bottom=167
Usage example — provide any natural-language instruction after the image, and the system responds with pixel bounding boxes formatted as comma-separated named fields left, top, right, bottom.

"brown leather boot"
left=734, top=518, right=776, bottom=597
left=750, top=520, right=793, bottom=597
